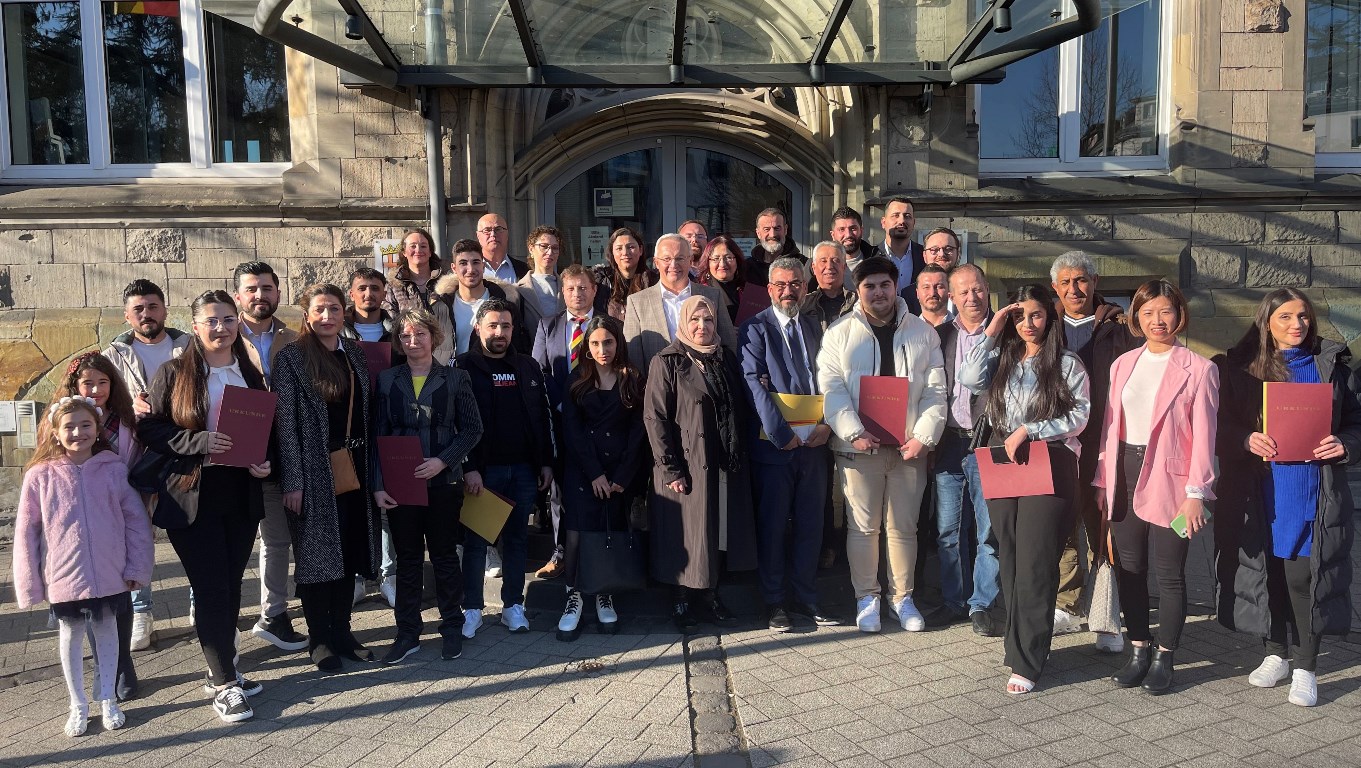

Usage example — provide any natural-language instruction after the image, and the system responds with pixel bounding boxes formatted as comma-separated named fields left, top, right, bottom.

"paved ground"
left=0, top=520, right=1360, bottom=767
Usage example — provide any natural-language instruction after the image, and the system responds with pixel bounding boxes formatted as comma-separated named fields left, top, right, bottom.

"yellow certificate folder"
left=761, top=393, right=825, bottom=442
left=461, top=487, right=515, bottom=544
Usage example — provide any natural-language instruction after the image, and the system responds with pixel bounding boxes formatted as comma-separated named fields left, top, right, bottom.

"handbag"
left=575, top=498, right=647, bottom=595
left=329, top=361, right=361, bottom=495
left=128, top=448, right=201, bottom=529
left=1087, top=516, right=1123, bottom=634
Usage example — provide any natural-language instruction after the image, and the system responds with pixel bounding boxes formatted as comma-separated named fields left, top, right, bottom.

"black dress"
left=561, top=381, right=646, bottom=532
left=326, top=349, right=373, bottom=580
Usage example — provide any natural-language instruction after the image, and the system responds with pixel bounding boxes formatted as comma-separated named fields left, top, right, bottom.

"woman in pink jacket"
left=1094, top=280, right=1219, bottom=694
left=13, top=397, right=154, bottom=738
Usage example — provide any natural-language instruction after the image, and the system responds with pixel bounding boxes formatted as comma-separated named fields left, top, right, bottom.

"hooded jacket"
left=103, top=327, right=191, bottom=395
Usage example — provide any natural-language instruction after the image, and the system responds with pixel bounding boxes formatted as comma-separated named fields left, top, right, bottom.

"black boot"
left=1141, top=648, right=1175, bottom=694
left=331, top=578, right=373, bottom=662
left=1112, top=644, right=1152, bottom=688
left=299, top=584, right=341, bottom=672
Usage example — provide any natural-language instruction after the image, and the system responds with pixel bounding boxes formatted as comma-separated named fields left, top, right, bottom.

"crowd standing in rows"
left=12, top=199, right=1359, bottom=737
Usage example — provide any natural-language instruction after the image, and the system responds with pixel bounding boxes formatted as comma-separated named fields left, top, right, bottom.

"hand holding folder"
left=461, top=487, right=515, bottom=544
left=1262, top=382, right=1332, bottom=462
left=760, top=393, right=825, bottom=443
left=210, top=386, right=277, bottom=468
left=975, top=441, right=1054, bottom=500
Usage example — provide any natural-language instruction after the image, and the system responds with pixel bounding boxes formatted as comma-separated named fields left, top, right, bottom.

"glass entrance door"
left=543, top=137, right=805, bottom=267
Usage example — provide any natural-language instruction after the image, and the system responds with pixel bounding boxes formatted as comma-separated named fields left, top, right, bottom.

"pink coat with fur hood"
left=13, top=450, right=154, bottom=609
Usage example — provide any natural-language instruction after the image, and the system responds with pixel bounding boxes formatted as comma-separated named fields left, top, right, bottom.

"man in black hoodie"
left=747, top=207, right=805, bottom=286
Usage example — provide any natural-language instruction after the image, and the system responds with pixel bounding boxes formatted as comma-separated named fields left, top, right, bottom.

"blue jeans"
left=934, top=430, right=998, bottom=614
left=461, top=463, right=537, bottom=609
left=131, top=585, right=153, bottom=614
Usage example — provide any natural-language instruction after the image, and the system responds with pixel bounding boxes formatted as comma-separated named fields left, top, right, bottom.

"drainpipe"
left=422, top=86, right=448, bottom=258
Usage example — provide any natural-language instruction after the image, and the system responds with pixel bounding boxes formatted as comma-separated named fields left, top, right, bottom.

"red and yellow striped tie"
left=569, top=318, right=585, bottom=369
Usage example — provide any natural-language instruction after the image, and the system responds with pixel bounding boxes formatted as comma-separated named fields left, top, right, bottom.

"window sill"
left=0, top=163, right=292, bottom=184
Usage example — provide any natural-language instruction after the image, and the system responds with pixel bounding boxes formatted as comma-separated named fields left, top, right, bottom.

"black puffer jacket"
left=1213, top=338, right=1361, bottom=637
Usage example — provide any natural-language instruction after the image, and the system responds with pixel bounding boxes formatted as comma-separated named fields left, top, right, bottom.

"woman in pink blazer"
left=1093, top=280, right=1219, bottom=694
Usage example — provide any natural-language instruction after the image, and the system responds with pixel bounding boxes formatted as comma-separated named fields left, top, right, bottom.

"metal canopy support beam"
left=254, top=0, right=400, bottom=88
left=397, top=62, right=1000, bottom=88
left=670, top=0, right=687, bottom=84
left=505, top=0, right=544, bottom=83
left=421, top=86, right=448, bottom=258
left=809, top=0, right=855, bottom=83
left=335, top=0, right=402, bottom=71
left=947, top=0, right=1100, bottom=84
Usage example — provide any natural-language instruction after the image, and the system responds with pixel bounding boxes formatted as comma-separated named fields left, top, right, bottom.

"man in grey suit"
left=623, top=233, right=738, bottom=370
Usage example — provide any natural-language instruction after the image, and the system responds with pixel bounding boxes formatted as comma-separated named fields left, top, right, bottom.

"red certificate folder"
left=1263, top=382, right=1333, bottom=462
left=359, top=341, right=393, bottom=390
left=212, top=386, right=277, bottom=468
left=975, top=441, right=1055, bottom=500
left=858, top=375, right=910, bottom=446
left=377, top=436, right=428, bottom=507
left=735, top=288, right=773, bottom=325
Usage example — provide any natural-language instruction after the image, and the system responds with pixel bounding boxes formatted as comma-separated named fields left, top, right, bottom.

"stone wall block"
left=341, top=158, right=384, bottom=199
left=1232, top=92, right=1268, bottom=124
left=1340, top=211, right=1361, bottom=244
left=0, top=341, right=50, bottom=400
left=1245, top=245, right=1310, bottom=287
left=1220, top=67, right=1283, bottom=90
left=355, top=132, right=424, bottom=160
left=125, top=229, right=187, bottom=264
left=186, top=248, right=258, bottom=279
left=289, top=258, right=369, bottom=294
left=1113, top=213, right=1191, bottom=241
left=1221, top=33, right=1283, bottom=67
left=0, top=268, right=10, bottom=309
left=337, top=228, right=394, bottom=261
left=169, top=278, right=229, bottom=306
left=1313, top=265, right=1361, bottom=287
left=1022, top=215, right=1113, bottom=241
left=85, top=264, right=168, bottom=308
left=31, top=308, right=100, bottom=363
left=255, top=227, right=335, bottom=260
left=0, top=230, right=53, bottom=266
left=945, top=216, right=1024, bottom=243
left=1309, top=245, right=1361, bottom=268
left=1266, top=211, right=1337, bottom=244
left=381, top=157, right=429, bottom=198
left=0, top=311, right=33, bottom=340
left=1191, top=212, right=1264, bottom=244
left=1191, top=246, right=1245, bottom=288
left=354, top=111, right=398, bottom=136
left=9, top=264, right=86, bottom=309
left=187, top=228, right=257, bottom=250
left=53, top=229, right=124, bottom=264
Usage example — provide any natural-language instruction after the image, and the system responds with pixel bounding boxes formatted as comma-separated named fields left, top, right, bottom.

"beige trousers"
left=836, top=449, right=928, bottom=603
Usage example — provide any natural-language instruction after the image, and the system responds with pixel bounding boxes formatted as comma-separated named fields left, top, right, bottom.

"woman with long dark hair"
left=274, top=283, right=380, bottom=672
left=591, top=227, right=656, bottom=321
left=697, top=235, right=749, bottom=324
left=555, top=316, right=647, bottom=640
left=1092, top=280, right=1219, bottom=694
left=1215, top=288, right=1361, bottom=707
left=137, top=291, right=271, bottom=722
left=959, top=283, right=1090, bottom=694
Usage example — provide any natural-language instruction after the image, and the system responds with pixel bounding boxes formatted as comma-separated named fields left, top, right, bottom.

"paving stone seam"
left=683, top=632, right=752, bottom=768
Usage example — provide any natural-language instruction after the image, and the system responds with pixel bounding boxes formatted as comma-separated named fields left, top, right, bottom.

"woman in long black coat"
left=555, top=316, right=647, bottom=641
left=1214, top=287, right=1361, bottom=707
left=644, top=295, right=757, bottom=633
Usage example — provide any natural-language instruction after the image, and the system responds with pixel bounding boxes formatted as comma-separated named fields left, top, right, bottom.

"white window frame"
left=0, top=0, right=290, bottom=181
left=976, top=0, right=1173, bottom=177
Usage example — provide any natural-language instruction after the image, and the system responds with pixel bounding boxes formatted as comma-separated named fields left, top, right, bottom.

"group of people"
left=12, top=200, right=1358, bottom=739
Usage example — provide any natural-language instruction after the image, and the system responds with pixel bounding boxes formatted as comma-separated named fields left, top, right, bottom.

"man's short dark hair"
left=831, top=206, right=862, bottom=224
left=453, top=238, right=482, bottom=256
left=853, top=256, right=899, bottom=288
left=348, top=267, right=387, bottom=287
left=887, top=196, right=914, bottom=209
left=232, top=261, right=278, bottom=288
left=923, top=226, right=961, bottom=248
left=915, top=264, right=948, bottom=287
left=123, top=279, right=165, bottom=304
left=474, top=297, right=515, bottom=326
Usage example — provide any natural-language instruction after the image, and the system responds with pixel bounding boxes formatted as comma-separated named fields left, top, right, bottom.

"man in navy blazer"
left=740, top=257, right=841, bottom=631
left=530, top=264, right=599, bottom=578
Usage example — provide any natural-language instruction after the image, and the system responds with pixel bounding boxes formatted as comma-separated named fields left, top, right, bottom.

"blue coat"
left=738, top=307, right=824, bottom=465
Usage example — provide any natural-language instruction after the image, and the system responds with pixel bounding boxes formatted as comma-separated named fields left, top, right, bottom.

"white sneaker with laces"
left=1249, top=654, right=1290, bottom=688
left=130, top=612, right=153, bottom=651
left=485, top=548, right=504, bottom=578
left=558, top=591, right=583, bottom=634
left=1288, top=669, right=1318, bottom=707
left=502, top=603, right=529, bottom=632
left=1052, top=609, right=1083, bottom=635
left=101, top=700, right=126, bottom=730
left=462, top=609, right=483, bottom=639
left=212, top=685, right=253, bottom=723
left=352, top=575, right=366, bottom=605
left=892, top=596, right=925, bottom=632
left=1094, top=632, right=1124, bottom=653
left=596, top=594, right=618, bottom=625
left=855, top=596, right=881, bottom=633
left=379, top=575, right=397, bottom=608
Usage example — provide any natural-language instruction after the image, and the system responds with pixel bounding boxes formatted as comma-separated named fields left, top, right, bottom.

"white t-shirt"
left=454, top=293, right=487, bottom=355
left=1120, top=347, right=1174, bottom=446
left=132, top=336, right=176, bottom=383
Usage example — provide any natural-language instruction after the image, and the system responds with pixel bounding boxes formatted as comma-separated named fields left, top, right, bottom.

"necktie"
left=785, top=320, right=809, bottom=395
left=569, top=318, right=586, bottom=369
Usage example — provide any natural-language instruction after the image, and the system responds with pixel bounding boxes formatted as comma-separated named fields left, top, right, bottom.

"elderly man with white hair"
left=624, top=233, right=739, bottom=370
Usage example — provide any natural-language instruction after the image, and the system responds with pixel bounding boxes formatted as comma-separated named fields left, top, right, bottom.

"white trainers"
left=1249, top=654, right=1290, bottom=688
left=379, top=575, right=397, bottom=608
left=558, top=591, right=583, bottom=635
left=1288, top=669, right=1318, bottom=707
left=855, top=596, right=881, bottom=633
left=101, top=700, right=126, bottom=730
left=596, top=594, right=618, bottom=625
left=1053, top=609, right=1083, bottom=635
left=352, top=575, right=366, bottom=605
left=892, top=597, right=925, bottom=632
left=502, top=603, right=529, bottom=633
left=1094, top=632, right=1125, bottom=653
left=212, top=685, right=253, bottom=723
left=130, top=613, right=153, bottom=651
left=462, top=609, right=483, bottom=639
left=64, top=703, right=89, bottom=737
left=485, top=548, right=504, bottom=578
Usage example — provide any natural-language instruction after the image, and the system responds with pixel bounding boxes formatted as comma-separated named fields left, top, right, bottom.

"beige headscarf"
left=674, top=295, right=720, bottom=356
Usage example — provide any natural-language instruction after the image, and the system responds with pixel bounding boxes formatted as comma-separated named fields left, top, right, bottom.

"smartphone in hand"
left=1170, top=508, right=1214, bottom=539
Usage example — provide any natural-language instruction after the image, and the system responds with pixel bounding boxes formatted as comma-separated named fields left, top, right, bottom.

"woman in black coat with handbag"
left=137, top=290, right=271, bottom=723
left=274, top=283, right=380, bottom=672
left=1214, top=288, right=1361, bottom=707
left=556, top=316, right=647, bottom=641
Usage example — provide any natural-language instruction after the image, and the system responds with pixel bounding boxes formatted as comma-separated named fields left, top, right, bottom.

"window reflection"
left=1307, top=0, right=1361, bottom=152
left=979, top=48, right=1059, bottom=159
left=685, top=148, right=792, bottom=239
left=102, top=0, right=190, bottom=163
left=553, top=149, right=663, bottom=267
left=206, top=14, right=290, bottom=162
left=3, top=2, right=89, bottom=164
left=1078, top=2, right=1160, bottom=157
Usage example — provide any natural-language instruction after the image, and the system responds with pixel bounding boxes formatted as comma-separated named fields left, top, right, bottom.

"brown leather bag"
left=329, top=360, right=361, bottom=495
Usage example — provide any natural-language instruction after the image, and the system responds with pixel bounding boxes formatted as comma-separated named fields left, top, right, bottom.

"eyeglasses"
left=655, top=257, right=684, bottom=266
left=195, top=317, right=238, bottom=330
left=708, top=255, right=736, bottom=264
left=398, top=330, right=431, bottom=342
left=476, top=226, right=508, bottom=236
left=533, top=242, right=559, bottom=251
left=771, top=281, right=804, bottom=291
left=925, top=246, right=959, bottom=256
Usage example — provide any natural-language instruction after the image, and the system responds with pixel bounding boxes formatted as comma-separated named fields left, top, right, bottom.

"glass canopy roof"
left=251, top=0, right=1145, bottom=90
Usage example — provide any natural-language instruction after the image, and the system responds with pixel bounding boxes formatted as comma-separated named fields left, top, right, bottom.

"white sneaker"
left=892, top=596, right=925, bottom=632
left=1288, top=669, right=1318, bottom=706
left=379, top=575, right=397, bottom=608
left=461, top=609, right=483, bottom=639
left=101, top=700, right=126, bottom=730
left=188, top=602, right=195, bottom=626
left=596, top=594, right=618, bottom=625
left=1249, top=654, right=1291, bottom=688
left=855, top=596, right=881, bottom=633
left=501, top=603, right=529, bottom=633
left=212, top=685, right=253, bottom=723
left=558, top=591, right=583, bottom=634
left=1094, top=632, right=1125, bottom=653
left=130, top=613, right=153, bottom=651
left=64, top=703, right=89, bottom=737
left=485, top=548, right=504, bottom=578
left=352, top=576, right=366, bottom=606
left=1053, top=609, right=1083, bottom=635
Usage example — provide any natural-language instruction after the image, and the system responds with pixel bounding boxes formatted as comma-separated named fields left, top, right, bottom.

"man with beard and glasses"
left=922, top=227, right=962, bottom=271
left=747, top=208, right=805, bottom=287
left=740, top=258, right=841, bottom=632
left=876, top=197, right=926, bottom=314
left=229, top=262, right=311, bottom=655
left=103, top=278, right=191, bottom=655
left=679, top=220, right=710, bottom=279
left=830, top=207, right=876, bottom=292
left=914, top=265, right=951, bottom=327
left=342, top=268, right=398, bottom=344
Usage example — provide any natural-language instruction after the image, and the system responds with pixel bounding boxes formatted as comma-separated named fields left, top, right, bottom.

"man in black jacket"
left=342, top=267, right=399, bottom=342
left=831, top=206, right=876, bottom=293
left=747, top=207, right=805, bottom=286
left=455, top=299, right=556, bottom=636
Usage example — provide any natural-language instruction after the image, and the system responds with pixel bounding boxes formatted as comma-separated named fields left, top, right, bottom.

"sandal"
left=1006, top=674, right=1035, bottom=695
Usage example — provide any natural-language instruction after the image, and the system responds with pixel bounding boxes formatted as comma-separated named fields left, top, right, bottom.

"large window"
left=978, top=0, right=1166, bottom=173
left=1308, top=0, right=1361, bottom=165
left=1, top=0, right=290, bottom=178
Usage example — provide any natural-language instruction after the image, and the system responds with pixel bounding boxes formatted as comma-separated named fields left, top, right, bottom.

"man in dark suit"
left=530, top=264, right=599, bottom=578
left=876, top=196, right=926, bottom=315
left=740, top=257, right=841, bottom=631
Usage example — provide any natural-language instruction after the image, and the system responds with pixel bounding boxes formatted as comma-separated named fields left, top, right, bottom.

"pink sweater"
left=13, top=451, right=155, bottom=609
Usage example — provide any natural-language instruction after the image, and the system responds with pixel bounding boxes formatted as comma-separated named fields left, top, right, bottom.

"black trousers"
left=166, top=466, right=259, bottom=686
left=988, top=443, right=1077, bottom=682
left=1266, top=554, right=1320, bottom=672
left=1110, top=445, right=1190, bottom=650
left=389, top=483, right=464, bottom=640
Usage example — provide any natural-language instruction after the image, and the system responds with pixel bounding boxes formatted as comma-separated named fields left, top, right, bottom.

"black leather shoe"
left=1141, top=648, right=1175, bottom=694
left=1113, top=644, right=1153, bottom=688
left=766, top=605, right=793, bottom=632
left=673, top=602, right=699, bottom=634
left=970, top=610, right=997, bottom=637
left=703, top=593, right=738, bottom=627
left=381, top=635, right=420, bottom=665
left=788, top=602, right=842, bottom=626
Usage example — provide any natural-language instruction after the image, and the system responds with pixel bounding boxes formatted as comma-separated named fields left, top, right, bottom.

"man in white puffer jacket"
left=817, top=256, right=947, bottom=635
